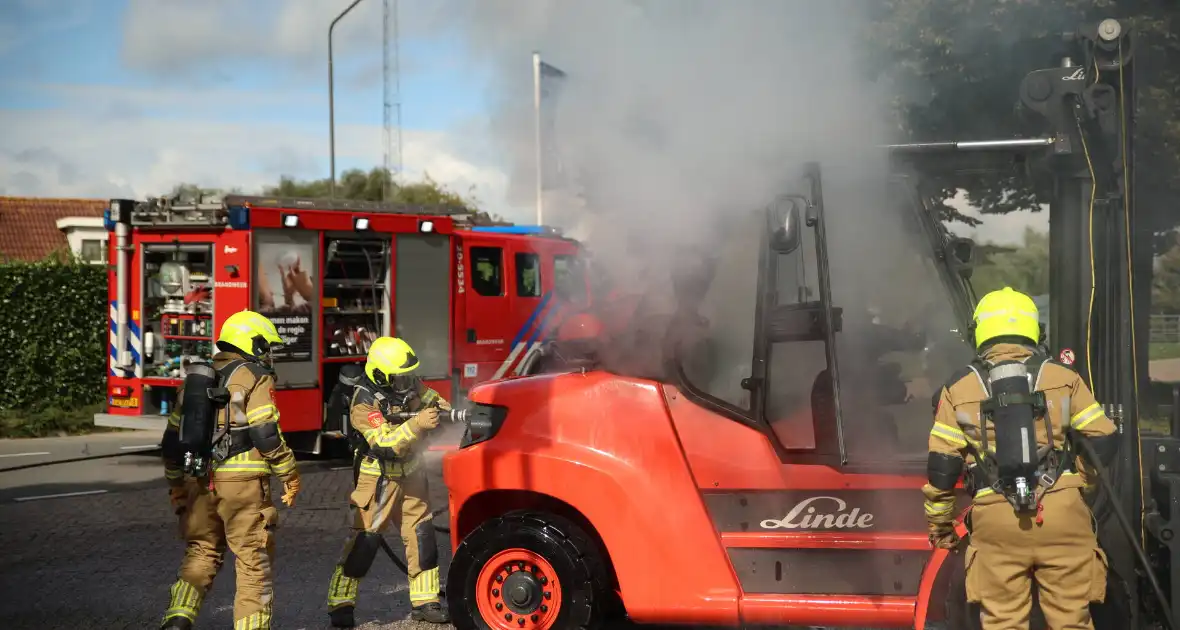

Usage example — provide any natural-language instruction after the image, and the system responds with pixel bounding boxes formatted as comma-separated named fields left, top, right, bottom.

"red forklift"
left=93, top=195, right=587, bottom=453
left=442, top=17, right=1178, bottom=629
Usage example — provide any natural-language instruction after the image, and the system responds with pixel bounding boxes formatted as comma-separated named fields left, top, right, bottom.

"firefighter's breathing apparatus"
left=961, top=314, right=1058, bottom=514
left=176, top=363, right=225, bottom=478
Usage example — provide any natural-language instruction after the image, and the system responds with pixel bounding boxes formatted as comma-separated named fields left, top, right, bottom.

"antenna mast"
left=382, top=0, right=403, bottom=201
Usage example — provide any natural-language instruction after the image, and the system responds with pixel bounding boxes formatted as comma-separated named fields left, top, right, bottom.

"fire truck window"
left=470, top=247, right=503, bottom=297
left=553, top=254, right=586, bottom=302
left=515, top=253, right=542, bottom=298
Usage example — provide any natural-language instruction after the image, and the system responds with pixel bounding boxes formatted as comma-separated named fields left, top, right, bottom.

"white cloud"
left=119, top=0, right=458, bottom=79
left=0, top=86, right=513, bottom=218
left=1, top=1, right=520, bottom=219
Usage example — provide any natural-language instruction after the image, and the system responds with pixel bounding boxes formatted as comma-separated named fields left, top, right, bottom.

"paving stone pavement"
left=0, top=456, right=459, bottom=630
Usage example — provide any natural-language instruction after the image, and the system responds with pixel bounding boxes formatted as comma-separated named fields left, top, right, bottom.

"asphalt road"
left=0, top=429, right=160, bottom=463
left=0, top=430, right=165, bottom=503
left=0, top=445, right=462, bottom=629
left=0, top=432, right=849, bottom=630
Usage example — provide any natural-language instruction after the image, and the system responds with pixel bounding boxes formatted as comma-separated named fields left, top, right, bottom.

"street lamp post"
left=328, top=0, right=366, bottom=199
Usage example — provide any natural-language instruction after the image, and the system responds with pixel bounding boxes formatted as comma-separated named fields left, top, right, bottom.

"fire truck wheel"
left=447, top=510, right=610, bottom=630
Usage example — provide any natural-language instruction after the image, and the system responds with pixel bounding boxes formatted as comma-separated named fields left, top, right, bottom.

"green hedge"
left=0, top=257, right=108, bottom=412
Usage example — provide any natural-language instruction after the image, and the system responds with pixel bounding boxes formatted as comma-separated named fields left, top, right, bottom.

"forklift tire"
left=447, top=510, right=610, bottom=630
left=944, top=576, right=1062, bottom=630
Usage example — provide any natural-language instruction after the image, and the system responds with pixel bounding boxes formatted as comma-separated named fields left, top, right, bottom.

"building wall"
left=56, top=217, right=108, bottom=264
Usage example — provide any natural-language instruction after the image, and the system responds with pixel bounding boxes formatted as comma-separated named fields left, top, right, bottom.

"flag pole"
left=533, top=51, right=544, bottom=226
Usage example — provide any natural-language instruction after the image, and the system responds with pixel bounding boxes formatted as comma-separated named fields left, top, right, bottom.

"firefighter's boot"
left=410, top=602, right=451, bottom=624
left=328, top=605, right=356, bottom=628
left=161, top=579, right=203, bottom=630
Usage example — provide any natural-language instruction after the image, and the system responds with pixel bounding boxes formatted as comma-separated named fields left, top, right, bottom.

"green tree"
left=167, top=182, right=238, bottom=202
left=264, top=167, right=506, bottom=223
left=1152, top=232, right=1180, bottom=314
left=867, top=1, right=1179, bottom=229
left=971, top=228, right=1051, bottom=297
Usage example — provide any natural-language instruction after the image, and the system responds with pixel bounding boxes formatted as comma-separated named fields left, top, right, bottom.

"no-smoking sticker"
left=1059, top=348, right=1076, bottom=365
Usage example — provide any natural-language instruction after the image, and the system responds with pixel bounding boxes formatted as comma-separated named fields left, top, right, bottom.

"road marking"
left=0, top=452, right=51, bottom=459
left=120, top=445, right=159, bottom=451
left=14, top=489, right=109, bottom=502
left=330, top=465, right=352, bottom=471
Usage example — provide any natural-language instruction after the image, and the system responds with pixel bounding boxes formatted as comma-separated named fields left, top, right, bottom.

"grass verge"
left=1151, top=343, right=1180, bottom=361
left=0, top=403, right=123, bottom=438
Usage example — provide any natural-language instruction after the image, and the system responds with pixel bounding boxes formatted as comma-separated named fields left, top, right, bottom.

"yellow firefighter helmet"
left=217, top=310, right=283, bottom=358
left=972, top=287, right=1040, bottom=349
left=365, top=337, right=421, bottom=392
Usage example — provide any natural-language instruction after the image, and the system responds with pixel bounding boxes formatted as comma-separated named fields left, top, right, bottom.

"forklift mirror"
left=804, top=204, right=819, bottom=228
left=770, top=204, right=802, bottom=254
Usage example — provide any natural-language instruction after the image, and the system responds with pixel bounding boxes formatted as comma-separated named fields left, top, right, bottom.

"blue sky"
left=0, top=0, right=513, bottom=214
left=0, top=1, right=484, bottom=130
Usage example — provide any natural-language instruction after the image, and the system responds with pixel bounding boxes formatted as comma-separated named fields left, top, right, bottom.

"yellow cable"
left=1116, top=38, right=1147, bottom=541
left=1078, top=62, right=1098, bottom=390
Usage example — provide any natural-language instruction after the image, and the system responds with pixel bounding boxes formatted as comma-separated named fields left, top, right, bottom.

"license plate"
left=110, top=397, right=140, bottom=408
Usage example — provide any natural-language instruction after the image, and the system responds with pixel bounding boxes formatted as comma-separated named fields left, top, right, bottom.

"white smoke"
left=425, top=0, right=898, bottom=293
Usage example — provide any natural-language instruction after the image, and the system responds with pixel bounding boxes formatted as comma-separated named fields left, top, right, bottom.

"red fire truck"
left=93, top=194, right=587, bottom=452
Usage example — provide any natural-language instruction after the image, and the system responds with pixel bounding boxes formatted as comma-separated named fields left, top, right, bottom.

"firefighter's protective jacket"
left=350, top=379, right=449, bottom=478
left=163, top=351, right=298, bottom=486
left=922, top=343, right=1116, bottom=522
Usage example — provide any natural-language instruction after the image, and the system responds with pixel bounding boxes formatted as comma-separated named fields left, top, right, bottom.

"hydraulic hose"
left=1071, top=429, right=1175, bottom=630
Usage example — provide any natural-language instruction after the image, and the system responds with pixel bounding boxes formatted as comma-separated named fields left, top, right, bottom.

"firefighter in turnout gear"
left=923, top=288, right=1119, bottom=630
left=159, top=310, right=301, bottom=630
left=326, top=337, right=451, bottom=627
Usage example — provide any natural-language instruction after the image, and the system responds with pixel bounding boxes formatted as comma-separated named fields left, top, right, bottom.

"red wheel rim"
left=474, top=548, right=563, bottom=630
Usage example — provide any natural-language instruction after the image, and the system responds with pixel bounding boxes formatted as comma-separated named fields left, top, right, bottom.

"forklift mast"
left=1017, top=19, right=1159, bottom=625
left=892, top=18, right=1180, bottom=627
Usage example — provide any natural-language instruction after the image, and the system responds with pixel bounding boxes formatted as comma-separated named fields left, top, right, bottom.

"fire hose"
left=1070, top=428, right=1175, bottom=630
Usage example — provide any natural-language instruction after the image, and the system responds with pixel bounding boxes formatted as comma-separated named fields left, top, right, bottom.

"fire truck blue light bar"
left=470, top=226, right=549, bottom=235
left=227, top=206, right=250, bottom=230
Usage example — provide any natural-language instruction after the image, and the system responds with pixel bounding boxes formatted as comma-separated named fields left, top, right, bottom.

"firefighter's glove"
left=928, top=523, right=961, bottom=550
left=411, top=407, right=441, bottom=433
left=281, top=471, right=301, bottom=507
left=169, top=486, right=188, bottom=514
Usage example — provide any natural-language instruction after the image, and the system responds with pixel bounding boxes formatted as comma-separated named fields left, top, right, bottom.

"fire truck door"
left=458, top=237, right=511, bottom=379
left=394, top=233, right=452, bottom=385
left=504, top=242, right=549, bottom=377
